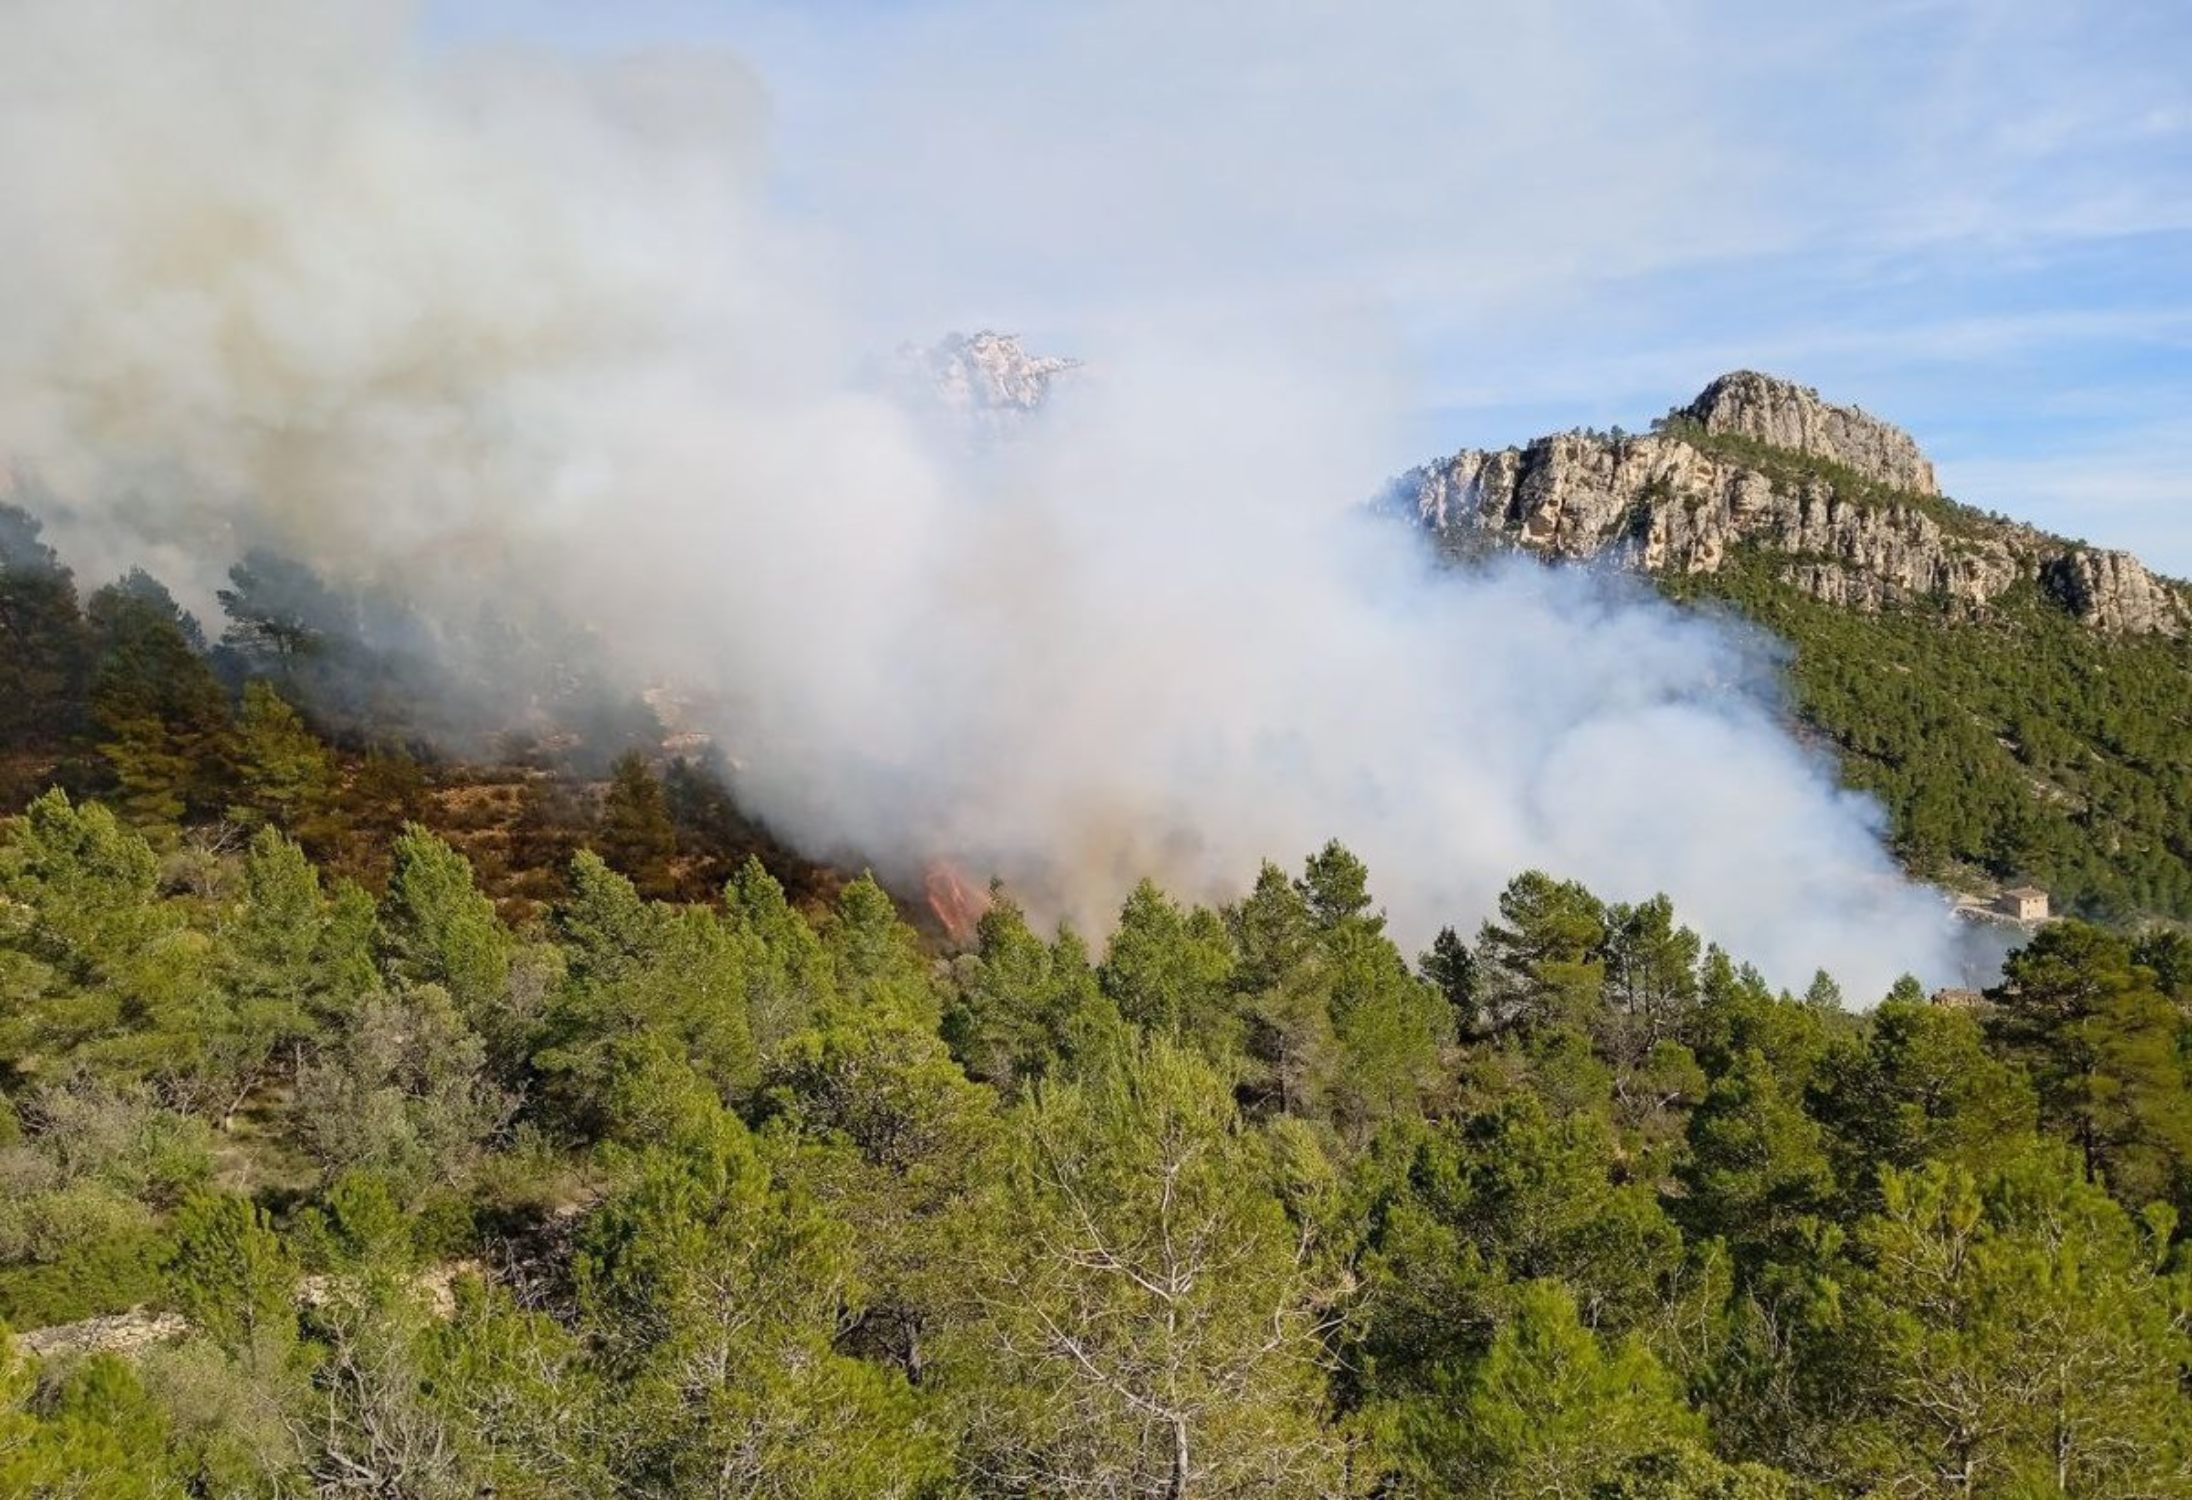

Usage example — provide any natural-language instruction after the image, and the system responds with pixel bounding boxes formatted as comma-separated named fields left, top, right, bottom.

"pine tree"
left=1677, top=1048, right=1836, bottom=1265
left=1988, top=921, right=2192, bottom=1204
left=215, top=549, right=339, bottom=678
left=944, top=890, right=1113, bottom=1088
left=1098, top=878, right=1238, bottom=1054
left=594, top=752, right=677, bottom=899
left=723, top=854, right=833, bottom=1060
left=1357, top=1092, right=1686, bottom=1404
left=0, top=501, right=90, bottom=755
left=1231, top=862, right=1338, bottom=1117
left=1372, top=1279, right=1716, bottom=1498
left=945, top=1037, right=1349, bottom=1496
left=1422, top=925, right=1482, bottom=1035
left=379, top=825, right=510, bottom=1025
left=823, top=872, right=939, bottom=1022
left=1835, top=1149, right=2192, bottom=1494
left=767, top=1000, right=1005, bottom=1384
left=1814, top=996, right=2034, bottom=1195
left=1602, top=895, right=1702, bottom=1061
left=228, top=680, right=335, bottom=839
left=162, top=1193, right=297, bottom=1376
left=84, top=574, right=236, bottom=827
left=574, top=1103, right=945, bottom=1495
left=0, top=1335, right=188, bottom=1500
left=1477, top=871, right=1609, bottom=1033
left=1310, top=845, right=1449, bottom=1136
left=0, top=789, right=211, bottom=1080
left=535, top=851, right=759, bottom=1137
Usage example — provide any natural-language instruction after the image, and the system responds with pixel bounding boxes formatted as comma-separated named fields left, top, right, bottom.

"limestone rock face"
left=1685, top=371, right=1939, bottom=496
left=1387, top=373, right=2187, bottom=635
left=902, top=331, right=1077, bottom=426
left=19, top=1306, right=188, bottom=1358
left=2043, top=549, right=2189, bottom=636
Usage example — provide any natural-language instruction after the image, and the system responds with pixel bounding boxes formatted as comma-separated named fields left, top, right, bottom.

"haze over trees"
left=2, top=519, right=2192, bottom=1495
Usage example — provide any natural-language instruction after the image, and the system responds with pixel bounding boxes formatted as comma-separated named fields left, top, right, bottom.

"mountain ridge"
left=1386, top=370, right=2189, bottom=637
left=1367, top=369, right=2192, bottom=921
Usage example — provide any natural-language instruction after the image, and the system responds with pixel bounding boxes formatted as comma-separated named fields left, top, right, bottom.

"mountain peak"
left=1682, top=371, right=1938, bottom=496
left=1388, top=375, right=2187, bottom=637
left=901, top=331, right=1078, bottom=425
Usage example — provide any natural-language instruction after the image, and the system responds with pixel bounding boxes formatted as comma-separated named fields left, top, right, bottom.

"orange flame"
left=923, top=859, right=990, bottom=946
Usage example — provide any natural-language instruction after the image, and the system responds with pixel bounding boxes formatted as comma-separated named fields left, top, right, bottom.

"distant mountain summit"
left=1388, top=371, right=2187, bottom=637
left=1686, top=371, right=1938, bottom=495
left=898, top=331, right=1079, bottom=428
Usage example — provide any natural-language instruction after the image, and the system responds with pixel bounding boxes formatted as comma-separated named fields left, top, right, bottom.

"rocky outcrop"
left=1685, top=371, right=1938, bottom=496
left=2042, top=549, right=2190, bottom=636
left=1389, top=374, right=2188, bottom=636
left=1399, top=428, right=2018, bottom=609
left=1778, top=562, right=1901, bottom=612
left=900, top=331, right=1077, bottom=427
left=17, top=1306, right=187, bottom=1359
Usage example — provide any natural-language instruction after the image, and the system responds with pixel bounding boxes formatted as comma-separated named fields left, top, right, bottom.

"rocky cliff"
left=1388, top=372, right=2188, bottom=637
left=900, top=331, right=1078, bottom=428
left=2039, top=548, right=2190, bottom=636
left=1686, top=371, right=1938, bottom=495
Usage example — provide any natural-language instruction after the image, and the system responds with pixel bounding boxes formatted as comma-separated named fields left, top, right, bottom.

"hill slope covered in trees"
left=5, top=777, right=2192, bottom=1496
left=5, top=482, right=2192, bottom=1494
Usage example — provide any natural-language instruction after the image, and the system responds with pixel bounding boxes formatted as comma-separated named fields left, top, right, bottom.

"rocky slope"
left=1386, top=372, right=2189, bottom=637
left=1688, top=370, right=1938, bottom=495
left=899, top=330, right=1079, bottom=428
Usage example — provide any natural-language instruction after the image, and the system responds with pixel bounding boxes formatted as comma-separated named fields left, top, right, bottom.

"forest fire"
left=922, top=859, right=991, bottom=946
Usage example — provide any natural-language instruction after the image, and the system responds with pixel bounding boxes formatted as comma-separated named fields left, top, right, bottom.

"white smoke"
left=0, top=0, right=1967, bottom=998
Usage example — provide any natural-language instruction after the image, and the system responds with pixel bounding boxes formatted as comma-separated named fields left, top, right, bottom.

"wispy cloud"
left=447, top=0, right=2186, bottom=561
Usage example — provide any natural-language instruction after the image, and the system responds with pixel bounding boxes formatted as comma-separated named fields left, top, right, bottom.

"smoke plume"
left=0, top=0, right=1969, bottom=998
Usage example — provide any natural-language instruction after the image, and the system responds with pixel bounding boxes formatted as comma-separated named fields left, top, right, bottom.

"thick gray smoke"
left=0, top=0, right=1968, bottom=998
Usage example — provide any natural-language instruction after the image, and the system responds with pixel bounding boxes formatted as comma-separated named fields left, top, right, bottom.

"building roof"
left=2001, top=886, right=2048, bottom=900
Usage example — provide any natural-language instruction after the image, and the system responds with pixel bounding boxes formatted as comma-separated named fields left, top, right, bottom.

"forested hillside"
left=1664, top=555, right=2192, bottom=918
left=0, top=502, right=825, bottom=921
left=7, top=502, right=2192, bottom=1496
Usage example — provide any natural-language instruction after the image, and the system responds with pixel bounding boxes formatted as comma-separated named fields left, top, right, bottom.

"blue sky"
left=421, top=0, right=2192, bottom=571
